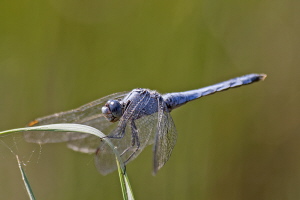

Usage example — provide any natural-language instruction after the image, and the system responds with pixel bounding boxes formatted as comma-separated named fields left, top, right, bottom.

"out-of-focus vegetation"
left=0, top=0, right=299, bottom=199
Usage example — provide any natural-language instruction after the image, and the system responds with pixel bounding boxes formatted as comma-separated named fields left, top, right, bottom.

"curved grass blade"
left=116, top=157, right=135, bottom=200
left=0, top=124, right=125, bottom=173
left=16, top=155, right=36, bottom=200
left=0, top=124, right=134, bottom=199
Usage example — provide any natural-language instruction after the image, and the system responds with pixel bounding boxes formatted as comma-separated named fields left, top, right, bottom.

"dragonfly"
left=24, top=73, right=266, bottom=175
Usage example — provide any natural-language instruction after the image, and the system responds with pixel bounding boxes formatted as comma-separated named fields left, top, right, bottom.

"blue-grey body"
left=25, top=73, right=266, bottom=175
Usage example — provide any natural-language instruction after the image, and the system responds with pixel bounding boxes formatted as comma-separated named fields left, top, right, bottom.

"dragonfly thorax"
left=101, top=99, right=123, bottom=122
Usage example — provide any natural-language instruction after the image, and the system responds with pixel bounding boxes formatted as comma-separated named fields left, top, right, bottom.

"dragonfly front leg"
left=121, top=120, right=140, bottom=163
left=107, top=123, right=127, bottom=139
left=96, top=123, right=127, bottom=156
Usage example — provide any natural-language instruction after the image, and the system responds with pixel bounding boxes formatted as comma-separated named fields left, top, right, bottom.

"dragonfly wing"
left=67, top=135, right=101, bottom=154
left=24, top=91, right=128, bottom=144
left=66, top=122, right=119, bottom=153
left=93, top=123, right=133, bottom=175
left=153, top=98, right=177, bottom=174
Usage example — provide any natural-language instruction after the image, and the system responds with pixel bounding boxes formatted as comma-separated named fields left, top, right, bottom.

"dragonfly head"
left=102, top=100, right=123, bottom=122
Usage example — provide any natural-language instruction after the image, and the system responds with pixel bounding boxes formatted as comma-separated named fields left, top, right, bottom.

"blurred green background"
left=0, top=0, right=299, bottom=199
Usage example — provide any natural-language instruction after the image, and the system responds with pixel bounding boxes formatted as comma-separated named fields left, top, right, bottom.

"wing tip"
left=28, top=120, right=39, bottom=127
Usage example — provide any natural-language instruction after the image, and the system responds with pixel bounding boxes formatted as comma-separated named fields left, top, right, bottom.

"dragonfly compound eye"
left=101, top=100, right=123, bottom=122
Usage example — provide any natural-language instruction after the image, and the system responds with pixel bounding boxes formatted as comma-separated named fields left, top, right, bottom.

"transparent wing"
left=94, top=113, right=158, bottom=175
left=94, top=92, right=160, bottom=175
left=24, top=91, right=128, bottom=145
left=66, top=122, right=119, bottom=154
left=153, top=98, right=177, bottom=174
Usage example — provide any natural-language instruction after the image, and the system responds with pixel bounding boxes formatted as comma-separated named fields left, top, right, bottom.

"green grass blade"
left=123, top=171, right=135, bottom=200
left=0, top=124, right=126, bottom=173
left=16, top=155, right=36, bottom=200
left=116, top=157, right=135, bottom=200
left=0, top=124, right=134, bottom=199
left=117, top=158, right=128, bottom=200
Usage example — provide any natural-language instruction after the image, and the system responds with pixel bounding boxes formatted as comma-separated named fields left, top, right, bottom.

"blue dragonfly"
left=25, top=74, right=266, bottom=175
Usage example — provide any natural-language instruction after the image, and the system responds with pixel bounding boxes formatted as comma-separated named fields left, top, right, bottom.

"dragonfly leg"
left=107, top=123, right=127, bottom=139
left=96, top=124, right=127, bottom=155
left=120, top=136, right=135, bottom=156
left=123, top=120, right=140, bottom=164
